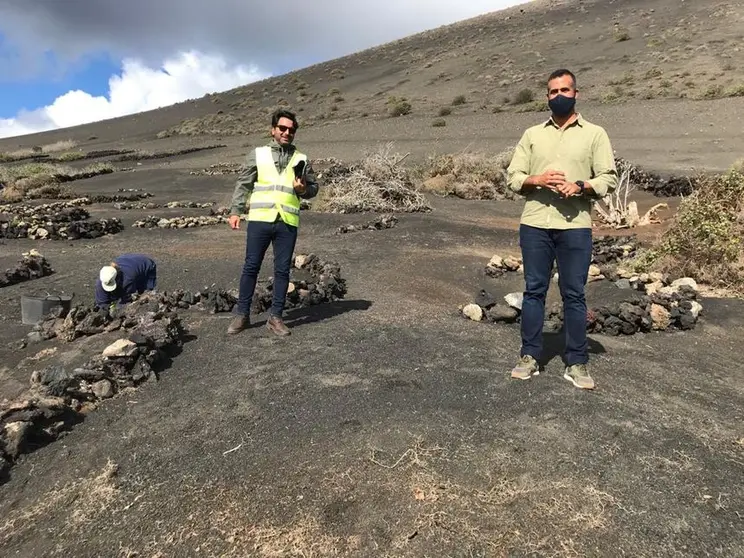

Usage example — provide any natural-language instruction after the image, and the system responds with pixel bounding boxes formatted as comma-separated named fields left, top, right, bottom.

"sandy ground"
left=1, top=146, right=743, bottom=556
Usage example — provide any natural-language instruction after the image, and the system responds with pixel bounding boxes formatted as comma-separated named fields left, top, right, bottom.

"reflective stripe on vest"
left=248, top=146, right=306, bottom=226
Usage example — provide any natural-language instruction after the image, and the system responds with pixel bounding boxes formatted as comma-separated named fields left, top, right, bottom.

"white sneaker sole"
left=563, top=371, right=594, bottom=390
left=511, top=369, right=540, bottom=380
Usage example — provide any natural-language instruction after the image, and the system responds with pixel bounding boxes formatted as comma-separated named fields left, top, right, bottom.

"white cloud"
left=0, top=50, right=268, bottom=139
left=0, top=1, right=523, bottom=78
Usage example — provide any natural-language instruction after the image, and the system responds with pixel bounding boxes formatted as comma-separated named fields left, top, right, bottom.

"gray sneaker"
left=511, top=355, right=539, bottom=380
left=564, top=364, right=595, bottom=390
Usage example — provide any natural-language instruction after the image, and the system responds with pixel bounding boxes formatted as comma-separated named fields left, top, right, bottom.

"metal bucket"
left=20, top=293, right=74, bottom=325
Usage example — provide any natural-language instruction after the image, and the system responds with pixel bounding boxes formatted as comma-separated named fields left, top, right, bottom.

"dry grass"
left=41, top=139, right=78, bottom=153
left=313, top=143, right=431, bottom=213
left=0, top=460, right=119, bottom=547
left=0, top=162, right=114, bottom=201
left=417, top=148, right=516, bottom=200
left=109, top=436, right=624, bottom=557
left=55, top=151, right=86, bottom=162
left=0, top=140, right=78, bottom=162
left=208, top=512, right=351, bottom=557
left=0, top=434, right=637, bottom=557
left=363, top=436, right=625, bottom=556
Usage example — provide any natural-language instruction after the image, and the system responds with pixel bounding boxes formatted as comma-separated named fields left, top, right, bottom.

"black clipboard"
left=293, top=160, right=307, bottom=181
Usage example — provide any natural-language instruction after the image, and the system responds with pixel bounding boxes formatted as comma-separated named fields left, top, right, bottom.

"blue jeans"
left=236, top=219, right=298, bottom=317
left=519, top=224, right=592, bottom=366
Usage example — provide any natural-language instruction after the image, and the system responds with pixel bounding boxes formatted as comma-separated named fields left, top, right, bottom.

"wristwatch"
left=575, top=180, right=585, bottom=194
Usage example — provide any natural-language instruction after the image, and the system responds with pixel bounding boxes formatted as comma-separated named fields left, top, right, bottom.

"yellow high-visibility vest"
left=248, top=146, right=306, bottom=227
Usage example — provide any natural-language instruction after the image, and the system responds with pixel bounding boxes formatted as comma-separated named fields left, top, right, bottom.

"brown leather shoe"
left=227, top=314, right=250, bottom=335
left=266, top=315, right=291, bottom=336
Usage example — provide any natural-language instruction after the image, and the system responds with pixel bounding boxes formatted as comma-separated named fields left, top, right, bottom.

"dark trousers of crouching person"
left=236, top=218, right=297, bottom=323
left=519, top=224, right=592, bottom=367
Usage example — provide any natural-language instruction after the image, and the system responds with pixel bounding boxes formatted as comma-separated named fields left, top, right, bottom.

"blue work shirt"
left=95, top=254, right=157, bottom=307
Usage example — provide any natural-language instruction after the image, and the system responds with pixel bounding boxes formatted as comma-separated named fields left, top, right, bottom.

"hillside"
left=0, top=0, right=742, bottom=161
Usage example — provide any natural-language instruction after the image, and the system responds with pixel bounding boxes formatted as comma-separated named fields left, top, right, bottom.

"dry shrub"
left=595, top=163, right=668, bottom=228
left=419, top=148, right=516, bottom=200
left=0, top=162, right=111, bottom=202
left=42, top=139, right=78, bottom=153
left=56, top=151, right=86, bottom=162
left=26, top=183, right=76, bottom=200
left=0, top=184, right=23, bottom=202
left=313, top=143, right=431, bottom=213
left=513, top=88, right=535, bottom=104
left=387, top=96, right=412, bottom=117
left=640, top=166, right=744, bottom=290
left=0, top=140, right=77, bottom=162
left=14, top=173, right=60, bottom=192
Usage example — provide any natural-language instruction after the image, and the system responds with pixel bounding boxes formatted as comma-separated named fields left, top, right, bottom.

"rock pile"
left=115, top=200, right=214, bottom=210
left=22, top=253, right=346, bottom=348
left=615, top=156, right=697, bottom=197
left=164, top=201, right=214, bottom=209
left=484, top=254, right=523, bottom=277
left=484, top=236, right=640, bottom=280
left=132, top=215, right=228, bottom=228
left=113, top=201, right=160, bottom=210
left=189, top=162, right=242, bottom=176
left=461, top=279, right=702, bottom=335
left=0, top=202, right=124, bottom=240
left=87, top=192, right=154, bottom=203
left=591, top=235, right=639, bottom=265
left=24, top=287, right=232, bottom=346
left=258, top=253, right=348, bottom=313
left=210, top=206, right=231, bottom=216
left=335, top=214, right=398, bottom=234
left=601, top=268, right=700, bottom=297
left=1, top=305, right=187, bottom=480
left=0, top=198, right=91, bottom=217
left=585, top=290, right=702, bottom=335
left=0, top=249, right=54, bottom=288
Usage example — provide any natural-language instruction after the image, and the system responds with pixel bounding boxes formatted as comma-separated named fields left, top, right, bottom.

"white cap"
left=99, top=265, right=118, bottom=292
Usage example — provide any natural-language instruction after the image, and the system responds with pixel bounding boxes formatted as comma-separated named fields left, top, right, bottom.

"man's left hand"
left=293, top=177, right=306, bottom=195
left=555, top=181, right=582, bottom=198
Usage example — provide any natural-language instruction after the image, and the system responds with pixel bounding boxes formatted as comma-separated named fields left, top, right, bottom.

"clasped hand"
left=537, top=170, right=581, bottom=198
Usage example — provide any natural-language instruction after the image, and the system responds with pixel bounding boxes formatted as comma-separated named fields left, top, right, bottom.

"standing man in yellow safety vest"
left=226, top=109, right=319, bottom=336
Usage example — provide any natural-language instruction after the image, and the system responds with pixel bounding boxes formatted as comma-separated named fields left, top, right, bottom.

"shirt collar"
left=269, top=139, right=295, bottom=152
left=544, top=113, right=584, bottom=129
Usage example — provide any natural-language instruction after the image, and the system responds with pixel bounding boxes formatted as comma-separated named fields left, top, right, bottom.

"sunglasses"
left=276, top=125, right=296, bottom=133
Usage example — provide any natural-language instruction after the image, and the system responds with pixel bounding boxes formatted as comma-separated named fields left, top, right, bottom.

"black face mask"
left=548, top=94, right=576, bottom=117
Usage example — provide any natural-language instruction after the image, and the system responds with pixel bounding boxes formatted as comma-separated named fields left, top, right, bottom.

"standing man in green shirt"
left=506, top=69, right=618, bottom=390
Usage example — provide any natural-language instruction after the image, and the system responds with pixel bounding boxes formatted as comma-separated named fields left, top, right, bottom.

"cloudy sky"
left=0, top=0, right=525, bottom=139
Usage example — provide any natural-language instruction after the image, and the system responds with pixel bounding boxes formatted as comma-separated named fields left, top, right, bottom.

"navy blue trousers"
left=236, top=219, right=298, bottom=317
left=519, top=224, right=592, bottom=365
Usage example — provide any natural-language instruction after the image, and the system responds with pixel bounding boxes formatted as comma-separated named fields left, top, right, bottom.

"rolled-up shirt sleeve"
left=588, top=130, right=618, bottom=198
left=507, top=130, right=532, bottom=195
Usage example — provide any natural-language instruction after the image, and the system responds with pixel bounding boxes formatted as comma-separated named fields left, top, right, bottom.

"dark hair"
left=547, top=69, right=577, bottom=89
left=271, top=109, right=299, bottom=130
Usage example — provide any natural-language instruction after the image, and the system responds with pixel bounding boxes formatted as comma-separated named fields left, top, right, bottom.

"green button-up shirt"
left=507, top=114, right=618, bottom=229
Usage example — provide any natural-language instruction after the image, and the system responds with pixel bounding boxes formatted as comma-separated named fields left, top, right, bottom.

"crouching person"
left=95, top=253, right=157, bottom=313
